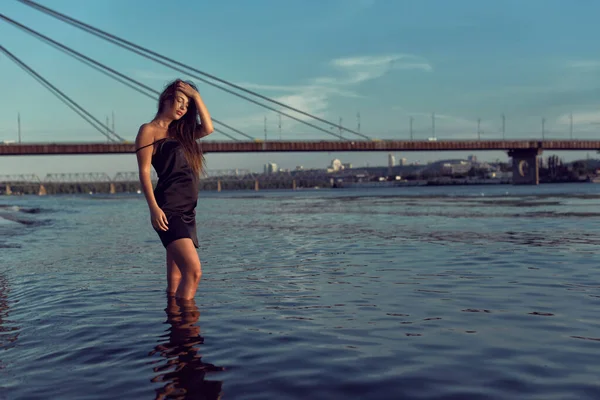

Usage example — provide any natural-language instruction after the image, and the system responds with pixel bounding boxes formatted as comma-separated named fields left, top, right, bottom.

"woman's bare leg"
left=166, top=250, right=182, bottom=296
left=166, top=238, right=202, bottom=300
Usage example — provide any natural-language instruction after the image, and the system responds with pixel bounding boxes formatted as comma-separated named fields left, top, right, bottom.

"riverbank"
left=2, top=177, right=597, bottom=195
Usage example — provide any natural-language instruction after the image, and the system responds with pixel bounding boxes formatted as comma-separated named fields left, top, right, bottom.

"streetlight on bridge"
left=542, top=117, right=546, bottom=140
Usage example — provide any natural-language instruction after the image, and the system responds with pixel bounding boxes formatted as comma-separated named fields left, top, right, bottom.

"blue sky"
left=1, top=0, right=600, bottom=176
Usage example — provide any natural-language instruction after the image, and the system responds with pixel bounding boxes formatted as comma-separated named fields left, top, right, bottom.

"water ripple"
left=2, top=187, right=600, bottom=399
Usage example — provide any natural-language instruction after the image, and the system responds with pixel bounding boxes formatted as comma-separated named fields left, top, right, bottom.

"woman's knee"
left=178, top=256, right=201, bottom=282
left=188, top=261, right=202, bottom=282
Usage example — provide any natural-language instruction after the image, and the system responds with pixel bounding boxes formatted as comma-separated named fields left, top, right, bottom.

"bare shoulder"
left=136, top=123, right=156, bottom=144
left=135, top=123, right=160, bottom=155
left=137, top=122, right=156, bottom=136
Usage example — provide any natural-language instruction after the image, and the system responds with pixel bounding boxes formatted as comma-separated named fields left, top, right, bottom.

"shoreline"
left=0, top=177, right=595, bottom=196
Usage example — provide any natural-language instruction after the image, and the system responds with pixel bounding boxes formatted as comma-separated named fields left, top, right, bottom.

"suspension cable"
left=1, top=44, right=122, bottom=142
left=17, top=0, right=370, bottom=140
left=0, top=14, right=246, bottom=141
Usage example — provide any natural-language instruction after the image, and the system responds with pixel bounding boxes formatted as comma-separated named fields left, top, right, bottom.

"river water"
left=1, top=184, right=600, bottom=399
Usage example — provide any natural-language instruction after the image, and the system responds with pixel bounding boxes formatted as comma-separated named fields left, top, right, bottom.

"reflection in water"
left=150, top=296, right=224, bottom=400
left=0, top=272, right=19, bottom=357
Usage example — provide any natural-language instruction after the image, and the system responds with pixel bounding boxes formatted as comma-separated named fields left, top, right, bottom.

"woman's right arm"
left=135, top=124, right=168, bottom=231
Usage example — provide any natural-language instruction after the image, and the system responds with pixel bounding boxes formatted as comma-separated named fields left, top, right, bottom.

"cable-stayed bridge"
left=1, top=0, right=600, bottom=185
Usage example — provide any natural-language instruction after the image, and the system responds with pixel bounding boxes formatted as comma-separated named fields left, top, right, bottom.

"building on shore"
left=264, top=162, right=278, bottom=174
left=441, top=161, right=471, bottom=175
left=388, top=154, right=395, bottom=168
left=327, top=158, right=352, bottom=173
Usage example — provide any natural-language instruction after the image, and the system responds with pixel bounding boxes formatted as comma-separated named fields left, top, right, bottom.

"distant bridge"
left=0, top=169, right=329, bottom=195
left=3, top=139, right=599, bottom=185
left=0, top=169, right=254, bottom=184
left=1, top=140, right=600, bottom=156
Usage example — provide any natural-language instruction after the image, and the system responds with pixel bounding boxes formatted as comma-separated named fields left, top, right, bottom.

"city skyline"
left=3, top=149, right=596, bottom=179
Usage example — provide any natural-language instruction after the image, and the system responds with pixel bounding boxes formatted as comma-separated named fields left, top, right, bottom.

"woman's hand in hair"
left=176, top=81, right=199, bottom=100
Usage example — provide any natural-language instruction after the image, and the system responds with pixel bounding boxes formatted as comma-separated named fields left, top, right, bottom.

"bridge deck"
left=1, top=140, right=600, bottom=155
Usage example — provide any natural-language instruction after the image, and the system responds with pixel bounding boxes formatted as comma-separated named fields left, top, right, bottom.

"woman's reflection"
left=150, top=295, right=224, bottom=400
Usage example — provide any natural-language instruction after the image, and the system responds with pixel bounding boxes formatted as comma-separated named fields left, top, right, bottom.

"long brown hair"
left=156, top=79, right=205, bottom=175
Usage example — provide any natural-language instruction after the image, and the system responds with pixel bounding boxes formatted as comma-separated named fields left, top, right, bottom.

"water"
left=2, top=184, right=600, bottom=399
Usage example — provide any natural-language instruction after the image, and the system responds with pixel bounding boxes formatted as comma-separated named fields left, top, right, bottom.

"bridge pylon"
left=508, top=148, right=542, bottom=185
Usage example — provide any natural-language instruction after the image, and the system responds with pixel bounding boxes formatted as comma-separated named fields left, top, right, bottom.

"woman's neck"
left=152, top=116, right=172, bottom=129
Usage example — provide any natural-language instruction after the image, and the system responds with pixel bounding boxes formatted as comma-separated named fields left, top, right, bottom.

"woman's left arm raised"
left=177, top=81, right=214, bottom=139
left=193, top=92, right=214, bottom=139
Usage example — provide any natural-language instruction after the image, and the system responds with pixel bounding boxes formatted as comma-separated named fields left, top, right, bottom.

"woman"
left=135, top=79, right=214, bottom=300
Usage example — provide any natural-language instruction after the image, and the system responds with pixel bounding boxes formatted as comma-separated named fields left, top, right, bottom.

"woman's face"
left=168, top=90, right=189, bottom=120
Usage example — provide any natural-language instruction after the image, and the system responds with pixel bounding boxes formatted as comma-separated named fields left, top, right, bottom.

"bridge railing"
left=42, top=172, right=112, bottom=183
left=113, top=171, right=158, bottom=182
left=0, top=174, right=41, bottom=184
left=0, top=170, right=263, bottom=184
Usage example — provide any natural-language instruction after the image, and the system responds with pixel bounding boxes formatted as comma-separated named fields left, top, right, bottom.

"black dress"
left=141, top=137, right=200, bottom=249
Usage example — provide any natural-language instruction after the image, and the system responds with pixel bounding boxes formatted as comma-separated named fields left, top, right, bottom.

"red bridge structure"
left=2, top=139, right=600, bottom=185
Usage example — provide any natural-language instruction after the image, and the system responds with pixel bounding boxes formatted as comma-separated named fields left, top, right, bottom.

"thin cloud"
left=227, top=53, right=431, bottom=136
left=331, top=54, right=431, bottom=70
left=225, top=86, right=331, bottom=135
left=235, top=82, right=361, bottom=98
left=131, top=69, right=180, bottom=82
left=234, top=83, right=305, bottom=92
left=557, top=110, right=600, bottom=127
left=392, top=106, right=504, bottom=138
left=322, top=54, right=432, bottom=85
left=394, top=106, right=475, bottom=127
left=567, top=60, right=600, bottom=69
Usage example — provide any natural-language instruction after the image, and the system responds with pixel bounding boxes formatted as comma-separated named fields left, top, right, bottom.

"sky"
left=1, top=0, right=600, bottom=177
